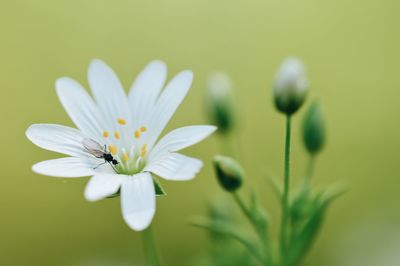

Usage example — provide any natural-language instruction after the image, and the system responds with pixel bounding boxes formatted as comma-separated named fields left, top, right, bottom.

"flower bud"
left=302, top=101, right=326, bottom=154
left=273, top=58, right=308, bottom=115
left=213, top=155, right=243, bottom=192
left=206, top=72, right=235, bottom=134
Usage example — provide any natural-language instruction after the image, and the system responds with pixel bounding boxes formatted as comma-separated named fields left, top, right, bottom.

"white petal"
left=26, top=124, right=87, bottom=157
left=145, top=153, right=203, bottom=181
left=32, top=157, right=95, bottom=177
left=121, top=172, right=156, bottom=231
left=56, top=77, right=103, bottom=140
left=84, top=172, right=125, bottom=202
left=88, top=59, right=132, bottom=146
left=128, top=60, right=167, bottom=129
left=144, top=70, right=193, bottom=149
left=149, top=125, right=216, bottom=162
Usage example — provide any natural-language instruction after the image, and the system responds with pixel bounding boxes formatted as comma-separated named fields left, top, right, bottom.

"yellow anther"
left=122, top=152, right=129, bottom=162
left=103, top=131, right=109, bottom=138
left=108, top=145, right=118, bottom=155
left=117, top=118, right=126, bottom=125
left=134, top=130, right=141, bottom=139
left=114, top=131, right=120, bottom=139
left=140, top=126, right=147, bottom=132
left=140, top=144, right=148, bottom=157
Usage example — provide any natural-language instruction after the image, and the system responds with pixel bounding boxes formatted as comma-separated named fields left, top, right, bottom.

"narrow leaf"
left=190, top=217, right=267, bottom=264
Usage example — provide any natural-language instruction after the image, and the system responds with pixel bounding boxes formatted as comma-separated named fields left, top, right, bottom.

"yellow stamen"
left=114, top=131, right=120, bottom=139
left=117, top=118, right=126, bottom=125
left=122, top=152, right=129, bottom=162
left=134, top=130, right=141, bottom=139
left=140, top=126, right=147, bottom=132
left=140, top=144, right=147, bottom=157
left=103, top=131, right=109, bottom=138
left=108, top=145, right=118, bottom=155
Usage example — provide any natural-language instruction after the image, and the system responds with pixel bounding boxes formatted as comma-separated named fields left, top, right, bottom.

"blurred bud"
left=213, top=155, right=243, bottom=192
left=206, top=72, right=235, bottom=134
left=273, top=58, right=308, bottom=115
left=302, top=101, right=326, bottom=154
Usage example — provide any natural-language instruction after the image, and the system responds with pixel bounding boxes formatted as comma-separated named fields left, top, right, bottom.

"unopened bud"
left=213, top=155, right=243, bottom=192
left=302, top=101, right=326, bottom=154
left=273, top=58, right=308, bottom=115
left=206, top=72, right=235, bottom=134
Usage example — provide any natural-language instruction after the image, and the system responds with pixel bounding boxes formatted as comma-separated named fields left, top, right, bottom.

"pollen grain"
left=117, top=118, right=126, bottom=125
left=134, top=130, right=141, bottom=139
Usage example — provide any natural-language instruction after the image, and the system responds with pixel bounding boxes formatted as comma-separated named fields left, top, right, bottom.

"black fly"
left=82, top=138, right=119, bottom=170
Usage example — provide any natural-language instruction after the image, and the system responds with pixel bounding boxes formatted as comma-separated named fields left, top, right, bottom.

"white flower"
left=273, top=57, right=308, bottom=115
left=26, top=59, right=216, bottom=231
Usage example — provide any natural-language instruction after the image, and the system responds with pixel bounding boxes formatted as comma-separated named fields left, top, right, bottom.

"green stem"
left=299, top=155, right=316, bottom=195
left=280, top=115, right=292, bottom=265
left=305, top=155, right=316, bottom=181
left=233, top=193, right=252, bottom=222
left=143, top=224, right=160, bottom=266
left=219, top=132, right=234, bottom=157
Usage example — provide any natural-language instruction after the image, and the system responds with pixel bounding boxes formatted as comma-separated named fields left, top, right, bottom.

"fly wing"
left=82, top=138, right=104, bottom=158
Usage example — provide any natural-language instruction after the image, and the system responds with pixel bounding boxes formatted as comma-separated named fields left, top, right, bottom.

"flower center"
left=100, top=118, right=149, bottom=175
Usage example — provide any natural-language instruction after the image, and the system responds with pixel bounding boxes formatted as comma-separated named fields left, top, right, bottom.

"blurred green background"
left=1, top=0, right=399, bottom=265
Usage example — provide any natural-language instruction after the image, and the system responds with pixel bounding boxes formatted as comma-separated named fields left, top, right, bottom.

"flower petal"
left=121, top=172, right=156, bottom=231
left=149, top=125, right=216, bottom=162
left=26, top=124, right=87, bottom=157
left=56, top=77, right=103, bottom=140
left=84, top=172, right=125, bottom=202
left=33, top=157, right=96, bottom=178
left=128, top=60, right=167, bottom=130
left=145, top=153, right=203, bottom=181
left=144, top=70, right=193, bottom=149
left=88, top=59, right=132, bottom=145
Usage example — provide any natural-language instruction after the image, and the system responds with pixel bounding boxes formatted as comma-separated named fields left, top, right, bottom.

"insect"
left=82, top=138, right=119, bottom=169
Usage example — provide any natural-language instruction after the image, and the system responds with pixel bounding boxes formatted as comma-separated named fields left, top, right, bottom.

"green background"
left=1, top=0, right=399, bottom=265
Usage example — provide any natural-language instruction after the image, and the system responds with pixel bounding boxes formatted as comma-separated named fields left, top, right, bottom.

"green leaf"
left=249, top=189, right=269, bottom=235
left=290, top=183, right=312, bottom=227
left=153, top=178, right=167, bottom=196
left=265, top=173, right=282, bottom=201
left=287, top=188, right=344, bottom=265
left=190, top=217, right=267, bottom=264
left=106, top=190, right=120, bottom=198
left=105, top=177, right=168, bottom=198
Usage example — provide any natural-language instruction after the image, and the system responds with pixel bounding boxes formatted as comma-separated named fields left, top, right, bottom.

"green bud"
left=273, top=58, right=308, bottom=115
left=206, top=72, right=235, bottom=134
left=213, top=155, right=244, bottom=192
left=302, top=101, right=326, bottom=154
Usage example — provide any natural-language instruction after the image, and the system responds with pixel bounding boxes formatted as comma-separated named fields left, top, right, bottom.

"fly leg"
left=94, top=160, right=107, bottom=170
left=107, top=161, right=118, bottom=172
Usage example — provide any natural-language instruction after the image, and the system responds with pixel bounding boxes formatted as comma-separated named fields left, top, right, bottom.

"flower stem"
left=143, top=224, right=160, bottom=266
left=219, top=133, right=234, bottom=157
left=233, top=192, right=252, bottom=223
left=305, top=154, right=316, bottom=181
left=280, top=115, right=292, bottom=265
